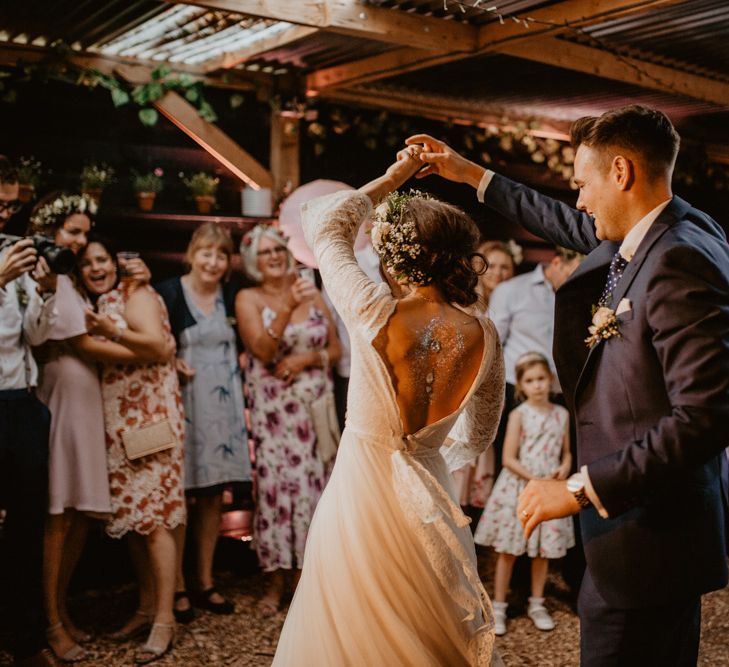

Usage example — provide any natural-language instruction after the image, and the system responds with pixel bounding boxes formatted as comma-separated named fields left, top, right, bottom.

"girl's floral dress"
left=247, top=305, right=333, bottom=571
left=474, top=402, right=574, bottom=558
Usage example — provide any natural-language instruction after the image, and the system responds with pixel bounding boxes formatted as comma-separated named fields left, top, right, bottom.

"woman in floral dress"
left=236, top=224, right=340, bottom=616
left=79, top=238, right=185, bottom=664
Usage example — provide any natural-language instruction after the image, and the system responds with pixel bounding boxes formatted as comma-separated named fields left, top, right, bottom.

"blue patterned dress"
left=179, top=282, right=251, bottom=492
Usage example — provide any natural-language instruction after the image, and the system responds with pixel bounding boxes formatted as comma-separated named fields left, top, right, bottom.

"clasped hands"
left=385, top=135, right=487, bottom=189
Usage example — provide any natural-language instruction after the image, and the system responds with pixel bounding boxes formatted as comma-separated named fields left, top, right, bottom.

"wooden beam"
left=307, top=0, right=694, bottom=91
left=497, top=36, right=729, bottom=108
left=115, top=63, right=273, bottom=190
left=162, top=0, right=478, bottom=53
left=204, top=25, right=318, bottom=72
left=319, top=86, right=570, bottom=138
left=270, top=111, right=300, bottom=203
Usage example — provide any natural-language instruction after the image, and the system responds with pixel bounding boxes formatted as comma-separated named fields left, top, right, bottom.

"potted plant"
left=182, top=171, right=219, bottom=214
left=16, top=156, right=43, bottom=203
left=80, top=163, right=116, bottom=204
left=131, top=168, right=164, bottom=211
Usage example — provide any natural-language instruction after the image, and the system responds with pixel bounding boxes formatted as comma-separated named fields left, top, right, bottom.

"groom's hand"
left=518, top=479, right=581, bottom=540
left=405, top=134, right=486, bottom=189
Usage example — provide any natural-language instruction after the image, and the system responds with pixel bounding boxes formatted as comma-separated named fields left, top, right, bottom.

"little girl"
left=474, top=351, right=574, bottom=635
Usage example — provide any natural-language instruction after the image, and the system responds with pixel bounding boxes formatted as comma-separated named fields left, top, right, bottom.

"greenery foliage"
left=181, top=171, right=219, bottom=197
left=80, top=163, right=115, bottom=190
left=131, top=168, right=164, bottom=193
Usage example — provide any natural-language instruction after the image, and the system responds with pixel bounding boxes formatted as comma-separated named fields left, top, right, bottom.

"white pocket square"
left=616, top=298, right=632, bottom=315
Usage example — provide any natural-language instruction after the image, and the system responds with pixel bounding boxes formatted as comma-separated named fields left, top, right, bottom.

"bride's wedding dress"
left=272, top=191, right=505, bottom=666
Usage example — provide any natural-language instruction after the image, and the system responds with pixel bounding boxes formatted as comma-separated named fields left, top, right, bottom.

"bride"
left=272, top=147, right=505, bottom=666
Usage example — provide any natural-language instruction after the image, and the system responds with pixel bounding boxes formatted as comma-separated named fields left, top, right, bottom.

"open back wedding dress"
left=272, top=191, right=505, bottom=666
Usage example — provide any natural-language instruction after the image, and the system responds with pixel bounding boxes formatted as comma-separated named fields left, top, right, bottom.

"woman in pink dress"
left=79, top=237, right=185, bottom=664
left=29, top=193, right=153, bottom=663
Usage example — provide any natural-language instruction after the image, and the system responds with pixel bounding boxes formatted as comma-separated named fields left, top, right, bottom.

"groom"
left=408, top=106, right=729, bottom=665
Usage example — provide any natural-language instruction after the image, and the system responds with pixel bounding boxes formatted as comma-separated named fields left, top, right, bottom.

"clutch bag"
left=309, top=390, right=341, bottom=463
left=121, top=419, right=177, bottom=461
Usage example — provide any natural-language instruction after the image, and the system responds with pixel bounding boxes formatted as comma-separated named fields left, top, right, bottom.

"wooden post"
left=270, top=110, right=300, bottom=206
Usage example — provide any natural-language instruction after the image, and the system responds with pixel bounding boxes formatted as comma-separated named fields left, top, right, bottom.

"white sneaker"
left=493, top=602, right=507, bottom=636
left=527, top=597, right=555, bottom=631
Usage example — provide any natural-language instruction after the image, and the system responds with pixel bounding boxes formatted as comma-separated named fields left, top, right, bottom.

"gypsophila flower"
left=371, top=189, right=432, bottom=285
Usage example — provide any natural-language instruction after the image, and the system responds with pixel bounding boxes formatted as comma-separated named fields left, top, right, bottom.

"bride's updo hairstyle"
left=371, top=190, right=485, bottom=307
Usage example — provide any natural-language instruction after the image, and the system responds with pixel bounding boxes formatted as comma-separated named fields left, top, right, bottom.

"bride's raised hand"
left=405, top=133, right=485, bottom=188
left=385, top=146, right=424, bottom=188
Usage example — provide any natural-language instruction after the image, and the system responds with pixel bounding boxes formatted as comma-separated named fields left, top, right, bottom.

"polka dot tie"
left=599, top=252, right=629, bottom=307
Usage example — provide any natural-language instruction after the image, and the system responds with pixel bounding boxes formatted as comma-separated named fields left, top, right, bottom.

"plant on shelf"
left=80, top=163, right=116, bottom=204
left=16, top=156, right=44, bottom=203
left=181, top=171, right=219, bottom=214
left=131, top=168, right=164, bottom=211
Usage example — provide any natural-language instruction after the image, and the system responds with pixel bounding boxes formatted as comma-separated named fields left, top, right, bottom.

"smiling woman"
left=155, top=222, right=252, bottom=621
left=235, top=223, right=341, bottom=617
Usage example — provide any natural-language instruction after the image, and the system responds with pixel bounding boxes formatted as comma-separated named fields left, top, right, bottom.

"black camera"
left=0, top=233, right=76, bottom=275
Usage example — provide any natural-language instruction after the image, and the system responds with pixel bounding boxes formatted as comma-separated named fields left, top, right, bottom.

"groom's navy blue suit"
left=483, top=174, right=729, bottom=665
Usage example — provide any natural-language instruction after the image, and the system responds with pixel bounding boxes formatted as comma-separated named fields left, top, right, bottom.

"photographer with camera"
left=0, top=156, right=59, bottom=667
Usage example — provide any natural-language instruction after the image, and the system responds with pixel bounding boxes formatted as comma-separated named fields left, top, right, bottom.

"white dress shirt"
left=0, top=262, right=57, bottom=390
left=489, top=264, right=559, bottom=390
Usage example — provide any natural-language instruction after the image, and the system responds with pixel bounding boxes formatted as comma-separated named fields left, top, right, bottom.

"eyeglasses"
left=0, top=200, right=22, bottom=215
left=256, top=246, right=288, bottom=258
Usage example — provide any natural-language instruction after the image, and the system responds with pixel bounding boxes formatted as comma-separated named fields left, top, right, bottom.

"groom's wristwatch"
left=567, top=473, right=592, bottom=509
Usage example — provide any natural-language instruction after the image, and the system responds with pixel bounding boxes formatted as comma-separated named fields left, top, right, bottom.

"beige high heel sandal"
left=134, top=623, right=176, bottom=664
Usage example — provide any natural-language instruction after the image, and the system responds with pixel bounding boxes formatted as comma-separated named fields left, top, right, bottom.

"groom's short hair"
left=570, top=105, right=680, bottom=180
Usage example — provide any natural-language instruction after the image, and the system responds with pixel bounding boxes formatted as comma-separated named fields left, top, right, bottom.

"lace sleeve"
left=301, top=191, right=392, bottom=331
left=441, top=320, right=505, bottom=472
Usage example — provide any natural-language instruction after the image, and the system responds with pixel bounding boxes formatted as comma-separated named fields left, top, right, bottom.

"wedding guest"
left=0, top=156, right=59, bottom=667
left=235, top=224, right=340, bottom=616
left=156, top=223, right=252, bottom=621
left=28, top=193, right=156, bottom=663
left=79, top=237, right=184, bottom=664
left=478, top=240, right=518, bottom=307
left=451, top=240, right=518, bottom=516
left=474, top=352, right=574, bottom=635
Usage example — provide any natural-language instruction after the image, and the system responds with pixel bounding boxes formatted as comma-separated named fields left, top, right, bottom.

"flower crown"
left=30, top=194, right=97, bottom=236
left=241, top=222, right=289, bottom=248
left=371, top=189, right=433, bottom=285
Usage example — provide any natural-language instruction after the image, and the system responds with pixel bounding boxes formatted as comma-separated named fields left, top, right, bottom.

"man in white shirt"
left=0, top=155, right=59, bottom=667
left=407, top=105, right=729, bottom=666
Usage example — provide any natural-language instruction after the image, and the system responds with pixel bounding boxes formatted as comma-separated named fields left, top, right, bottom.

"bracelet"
left=266, top=326, right=280, bottom=342
left=318, top=349, right=329, bottom=368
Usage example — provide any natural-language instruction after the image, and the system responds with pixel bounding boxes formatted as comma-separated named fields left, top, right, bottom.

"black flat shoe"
left=194, top=587, right=234, bottom=615
left=173, top=591, right=195, bottom=624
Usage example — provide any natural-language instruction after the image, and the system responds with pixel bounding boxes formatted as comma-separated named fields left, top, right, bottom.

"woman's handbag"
left=121, top=419, right=177, bottom=461
left=309, top=390, right=341, bottom=463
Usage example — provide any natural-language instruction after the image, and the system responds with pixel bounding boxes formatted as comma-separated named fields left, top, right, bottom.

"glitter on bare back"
left=409, top=317, right=467, bottom=401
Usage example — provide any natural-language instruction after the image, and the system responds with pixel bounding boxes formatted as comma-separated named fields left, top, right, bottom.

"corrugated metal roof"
left=579, top=0, right=729, bottom=77
left=364, top=0, right=561, bottom=25
left=0, top=0, right=726, bottom=124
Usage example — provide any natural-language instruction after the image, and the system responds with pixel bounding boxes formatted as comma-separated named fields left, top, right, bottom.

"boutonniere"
left=585, top=305, right=621, bottom=348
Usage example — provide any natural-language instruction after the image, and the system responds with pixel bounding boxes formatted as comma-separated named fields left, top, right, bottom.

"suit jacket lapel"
left=553, top=242, right=617, bottom=407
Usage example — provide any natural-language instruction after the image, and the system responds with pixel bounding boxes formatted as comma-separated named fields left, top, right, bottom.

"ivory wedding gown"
left=272, top=191, right=505, bottom=666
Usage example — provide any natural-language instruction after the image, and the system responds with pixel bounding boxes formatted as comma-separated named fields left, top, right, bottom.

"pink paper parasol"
left=279, top=180, right=371, bottom=268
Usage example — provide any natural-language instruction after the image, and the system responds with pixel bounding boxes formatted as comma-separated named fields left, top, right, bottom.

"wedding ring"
left=283, top=370, right=291, bottom=379
left=521, top=510, right=530, bottom=519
